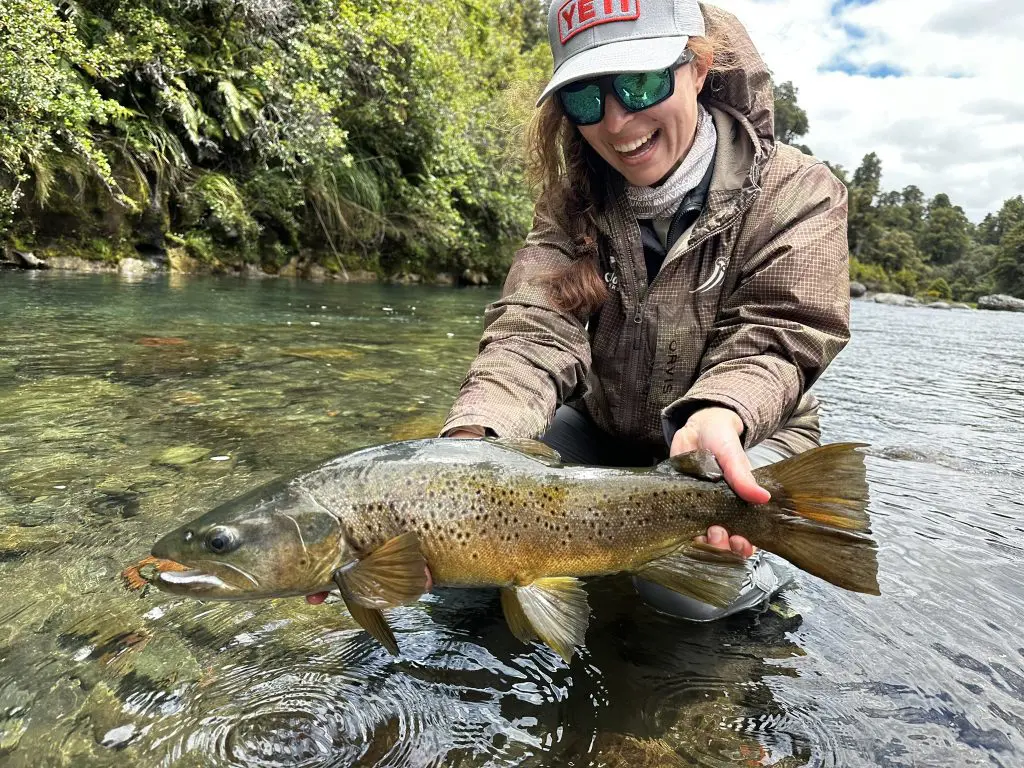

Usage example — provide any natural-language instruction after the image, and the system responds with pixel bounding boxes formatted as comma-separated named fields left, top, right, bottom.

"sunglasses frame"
left=558, top=49, right=697, bottom=127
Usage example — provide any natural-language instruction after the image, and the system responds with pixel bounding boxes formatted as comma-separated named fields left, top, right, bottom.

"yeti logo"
left=558, top=0, right=641, bottom=44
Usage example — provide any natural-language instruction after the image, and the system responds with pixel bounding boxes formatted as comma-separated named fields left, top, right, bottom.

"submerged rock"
left=873, top=293, right=920, bottom=307
left=977, top=294, right=1024, bottom=312
left=100, top=724, right=137, bottom=750
left=153, top=445, right=210, bottom=467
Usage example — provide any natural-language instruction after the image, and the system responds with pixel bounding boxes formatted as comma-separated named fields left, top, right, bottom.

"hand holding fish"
left=671, top=407, right=769, bottom=558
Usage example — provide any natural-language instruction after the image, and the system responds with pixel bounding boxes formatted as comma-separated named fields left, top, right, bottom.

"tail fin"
left=752, top=443, right=880, bottom=595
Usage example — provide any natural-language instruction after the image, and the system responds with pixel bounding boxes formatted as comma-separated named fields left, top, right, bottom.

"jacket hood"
left=699, top=4, right=775, bottom=152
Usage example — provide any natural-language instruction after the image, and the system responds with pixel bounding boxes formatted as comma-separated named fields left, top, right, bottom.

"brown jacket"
left=443, top=6, right=850, bottom=455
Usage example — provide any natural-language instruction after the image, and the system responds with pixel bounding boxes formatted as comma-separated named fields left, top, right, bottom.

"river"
left=1, top=271, right=1022, bottom=767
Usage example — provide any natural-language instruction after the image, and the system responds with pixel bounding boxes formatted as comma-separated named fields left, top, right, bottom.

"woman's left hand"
left=671, top=406, right=771, bottom=559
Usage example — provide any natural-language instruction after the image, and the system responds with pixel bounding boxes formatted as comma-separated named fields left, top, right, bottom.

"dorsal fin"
left=488, top=437, right=563, bottom=466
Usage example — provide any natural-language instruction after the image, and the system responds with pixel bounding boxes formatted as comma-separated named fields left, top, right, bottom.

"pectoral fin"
left=660, top=449, right=723, bottom=482
left=339, top=592, right=399, bottom=656
left=636, top=542, right=747, bottom=608
left=500, top=577, right=589, bottom=663
left=333, top=532, right=427, bottom=610
left=489, top=437, right=563, bottom=466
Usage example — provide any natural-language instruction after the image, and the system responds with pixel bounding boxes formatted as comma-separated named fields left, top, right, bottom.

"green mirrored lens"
left=559, top=83, right=603, bottom=125
left=614, top=69, right=672, bottom=111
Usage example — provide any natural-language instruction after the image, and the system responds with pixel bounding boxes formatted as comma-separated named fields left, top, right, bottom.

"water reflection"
left=1, top=273, right=1023, bottom=766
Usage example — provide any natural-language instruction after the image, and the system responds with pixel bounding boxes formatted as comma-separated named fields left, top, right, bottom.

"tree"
left=978, top=196, right=1024, bottom=246
left=848, top=152, right=883, bottom=254
left=901, top=185, right=925, bottom=233
left=773, top=81, right=811, bottom=154
left=918, top=194, right=970, bottom=266
left=859, top=225, right=923, bottom=273
left=994, top=220, right=1024, bottom=297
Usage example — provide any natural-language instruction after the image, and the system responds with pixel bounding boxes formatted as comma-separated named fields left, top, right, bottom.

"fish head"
left=151, top=480, right=348, bottom=600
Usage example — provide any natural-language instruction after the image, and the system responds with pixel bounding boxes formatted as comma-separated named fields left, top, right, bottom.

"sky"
left=714, top=0, right=1024, bottom=221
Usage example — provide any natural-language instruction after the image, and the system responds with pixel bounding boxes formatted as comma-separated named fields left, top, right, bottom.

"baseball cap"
left=537, top=0, right=706, bottom=106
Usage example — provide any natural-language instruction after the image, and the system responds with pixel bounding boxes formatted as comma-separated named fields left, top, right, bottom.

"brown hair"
left=529, top=35, right=723, bottom=316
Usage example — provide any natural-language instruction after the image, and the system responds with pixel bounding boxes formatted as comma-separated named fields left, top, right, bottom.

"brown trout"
left=150, top=438, right=879, bottom=661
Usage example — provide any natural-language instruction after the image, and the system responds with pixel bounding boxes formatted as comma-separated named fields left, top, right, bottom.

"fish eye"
left=205, top=527, right=238, bottom=555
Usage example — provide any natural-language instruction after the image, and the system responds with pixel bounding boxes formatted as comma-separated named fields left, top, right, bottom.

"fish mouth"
left=154, top=568, right=242, bottom=598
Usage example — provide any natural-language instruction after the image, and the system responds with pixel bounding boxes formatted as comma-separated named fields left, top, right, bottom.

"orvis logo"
left=558, top=0, right=641, bottom=45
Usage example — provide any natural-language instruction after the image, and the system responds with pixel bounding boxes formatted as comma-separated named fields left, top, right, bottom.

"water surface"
left=1, top=272, right=1022, bottom=767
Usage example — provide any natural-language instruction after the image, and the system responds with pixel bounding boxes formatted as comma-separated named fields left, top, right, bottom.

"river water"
left=0, top=271, right=1022, bottom=767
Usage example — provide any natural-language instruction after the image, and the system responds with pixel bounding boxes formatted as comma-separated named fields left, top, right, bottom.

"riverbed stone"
left=13, top=251, right=48, bottom=269
left=119, top=258, right=158, bottom=276
left=168, top=247, right=203, bottom=274
left=927, top=301, right=951, bottom=309
left=461, top=269, right=489, bottom=286
left=849, top=281, right=867, bottom=298
left=306, top=263, right=328, bottom=282
left=99, top=725, right=137, bottom=750
left=873, top=293, right=920, bottom=307
left=241, top=262, right=270, bottom=279
left=336, top=269, right=375, bottom=283
left=46, top=256, right=116, bottom=273
left=977, top=294, right=1024, bottom=312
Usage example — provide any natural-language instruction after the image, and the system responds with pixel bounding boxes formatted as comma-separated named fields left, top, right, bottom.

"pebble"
left=101, top=724, right=137, bottom=749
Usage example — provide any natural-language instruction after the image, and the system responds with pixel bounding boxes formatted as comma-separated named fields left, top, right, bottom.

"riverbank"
left=0, top=247, right=494, bottom=287
left=9, top=250, right=1024, bottom=312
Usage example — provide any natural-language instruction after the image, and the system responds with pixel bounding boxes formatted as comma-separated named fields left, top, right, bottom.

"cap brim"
left=537, top=36, right=690, bottom=106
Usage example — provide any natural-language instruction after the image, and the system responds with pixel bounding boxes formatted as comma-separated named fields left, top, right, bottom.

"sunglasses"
left=558, top=49, right=695, bottom=127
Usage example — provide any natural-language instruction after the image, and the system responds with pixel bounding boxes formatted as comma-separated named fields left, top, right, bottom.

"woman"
left=443, top=0, right=850, bottom=619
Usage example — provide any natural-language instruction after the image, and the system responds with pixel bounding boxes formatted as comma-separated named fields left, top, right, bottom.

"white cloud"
left=713, top=0, right=1024, bottom=220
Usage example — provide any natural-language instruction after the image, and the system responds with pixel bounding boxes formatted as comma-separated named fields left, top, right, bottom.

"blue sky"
left=718, top=0, right=1024, bottom=219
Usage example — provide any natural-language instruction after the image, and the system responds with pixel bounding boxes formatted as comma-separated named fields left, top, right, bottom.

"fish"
left=149, top=438, right=878, bottom=662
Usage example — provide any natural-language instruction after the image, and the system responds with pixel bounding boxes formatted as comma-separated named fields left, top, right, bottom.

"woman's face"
left=577, top=58, right=709, bottom=187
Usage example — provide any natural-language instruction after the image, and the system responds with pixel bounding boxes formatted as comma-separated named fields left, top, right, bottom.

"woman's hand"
left=671, top=406, right=770, bottom=559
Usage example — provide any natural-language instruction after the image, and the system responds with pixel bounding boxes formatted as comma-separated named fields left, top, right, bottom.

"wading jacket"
left=443, top=6, right=850, bottom=456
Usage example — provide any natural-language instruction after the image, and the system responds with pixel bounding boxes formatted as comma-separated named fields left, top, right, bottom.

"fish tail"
left=752, top=443, right=880, bottom=595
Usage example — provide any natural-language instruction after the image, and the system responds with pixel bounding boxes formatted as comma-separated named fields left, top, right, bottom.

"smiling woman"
left=442, top=0, right=852, bottom=622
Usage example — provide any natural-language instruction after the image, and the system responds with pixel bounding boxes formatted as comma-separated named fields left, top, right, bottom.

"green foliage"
left=925, top=277, right=952, bottom=301
left=994, top=220, right=1024, bottom=297
left=849, top=257, right=890, bottom=292
left=892, top=268, right=919, bottom=297
left=1, top=0, right=549, bottom=276
left=919, top=194, right=970, bottom=266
